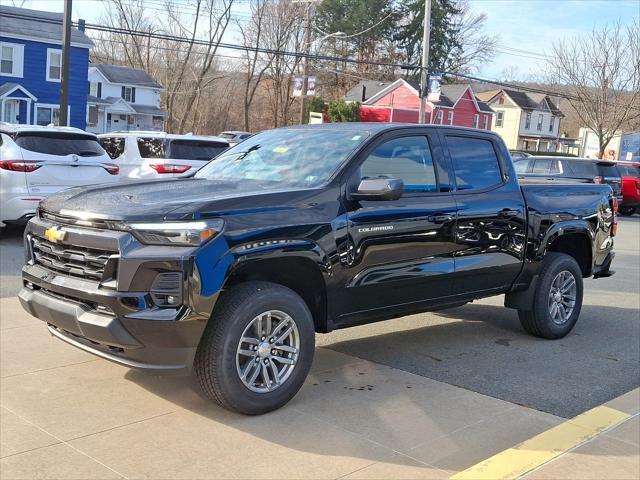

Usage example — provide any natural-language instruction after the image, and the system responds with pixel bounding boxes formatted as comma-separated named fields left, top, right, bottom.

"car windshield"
left=195, top=128, right=370, bottom=188
left=15, top=132, right=105, bottom=157
left=618, top=164, right=640, bottom=177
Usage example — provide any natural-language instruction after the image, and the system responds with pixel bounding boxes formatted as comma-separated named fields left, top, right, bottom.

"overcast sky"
left=14, top=0, right=640, bottom=81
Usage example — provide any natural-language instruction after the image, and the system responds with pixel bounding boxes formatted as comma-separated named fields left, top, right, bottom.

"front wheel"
left=194, top=281, right=315, bottom=415
left=518, top=252, right=584, bottom=339
left=619, top=206, right=636, bottom=216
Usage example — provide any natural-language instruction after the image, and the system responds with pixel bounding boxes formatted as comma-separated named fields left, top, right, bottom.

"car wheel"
left=518, top=252, right=583, bottom=339
left=619, top=206, right=636, bottom=216
left=194, top=281, right=315, bottom=415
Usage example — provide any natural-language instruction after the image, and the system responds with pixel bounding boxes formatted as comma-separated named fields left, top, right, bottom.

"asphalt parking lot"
left=0, top=217, right=638, bottom=478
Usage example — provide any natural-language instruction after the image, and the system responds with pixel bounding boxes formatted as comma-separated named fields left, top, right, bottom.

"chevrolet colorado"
left=19, top=124, right=617, bottom=414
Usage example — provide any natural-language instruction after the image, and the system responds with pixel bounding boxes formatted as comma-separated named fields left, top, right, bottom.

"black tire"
left=619, top=206, right=636, bottom=216
left=518, top=252, right=584, bottom=339
left=194, top=281, right=315, bottom=415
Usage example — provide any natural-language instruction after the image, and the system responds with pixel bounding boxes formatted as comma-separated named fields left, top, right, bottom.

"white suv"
left=0, top=123, right=119, bottom=228
left=98, top=132, right=229, bottom=179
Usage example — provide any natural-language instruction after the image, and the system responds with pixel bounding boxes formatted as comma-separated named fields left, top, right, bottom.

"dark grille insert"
left=32, top=236, right=116, bottom=281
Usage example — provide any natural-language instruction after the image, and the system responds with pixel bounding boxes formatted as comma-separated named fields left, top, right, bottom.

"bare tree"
left=259, top=0, right=306, bottom=128
left=238, top=0, right=274, bottom=131
left=446, top=0, right=498, bottom=74
left=547, top=21, right=640, bottom=158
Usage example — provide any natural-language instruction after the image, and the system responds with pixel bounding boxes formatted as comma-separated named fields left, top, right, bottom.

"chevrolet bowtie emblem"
left=44, top=226, right=67, bottom=243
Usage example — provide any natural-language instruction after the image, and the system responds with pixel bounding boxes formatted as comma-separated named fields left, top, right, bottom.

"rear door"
left=442, top=132, right=527, bottom=295
left=339, top=131, right=458, bottom=321
left=14, top=131, right=117, bottom=196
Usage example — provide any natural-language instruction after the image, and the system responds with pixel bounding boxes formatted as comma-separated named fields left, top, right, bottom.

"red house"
left=352, top=79, right=494, bottom=130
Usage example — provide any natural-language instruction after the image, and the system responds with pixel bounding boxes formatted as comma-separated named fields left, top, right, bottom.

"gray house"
left=86, top=63, right=165, bottom=133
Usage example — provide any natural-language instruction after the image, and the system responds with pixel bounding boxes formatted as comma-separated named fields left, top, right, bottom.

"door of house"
left=2, top=100, right=18, bottom=123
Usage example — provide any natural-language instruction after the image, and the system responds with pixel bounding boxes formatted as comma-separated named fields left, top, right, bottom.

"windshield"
left=15, top=132, right=105, bottom=157
left=195, top=128, right=370, bottom=188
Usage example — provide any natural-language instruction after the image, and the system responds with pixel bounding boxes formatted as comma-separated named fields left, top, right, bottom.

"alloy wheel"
left=547, top=270, right=577, bottom=325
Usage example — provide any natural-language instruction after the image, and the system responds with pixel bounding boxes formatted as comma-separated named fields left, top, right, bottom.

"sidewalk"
left=1, top=296, right=638, bottom=479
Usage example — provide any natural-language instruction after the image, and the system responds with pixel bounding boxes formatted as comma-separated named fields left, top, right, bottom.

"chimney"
left=78, top=19, right=86, bottom=32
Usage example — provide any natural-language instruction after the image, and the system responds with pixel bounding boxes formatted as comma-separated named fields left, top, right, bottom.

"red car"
left=617, top=161, right=640, bottom=215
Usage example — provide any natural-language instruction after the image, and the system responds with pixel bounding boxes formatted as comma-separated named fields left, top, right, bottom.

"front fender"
left=194, top=235, right=332, bottom=298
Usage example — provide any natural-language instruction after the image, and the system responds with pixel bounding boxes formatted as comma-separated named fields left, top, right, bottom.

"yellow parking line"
left=450, top=405, right=631, bottom=480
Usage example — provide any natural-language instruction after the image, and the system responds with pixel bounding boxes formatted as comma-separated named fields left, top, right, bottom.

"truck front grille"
left=32, top=236, right=116, bottom=281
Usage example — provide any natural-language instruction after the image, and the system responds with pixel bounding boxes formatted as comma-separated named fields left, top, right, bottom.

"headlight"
left=118, top=219, right=224, bottom=246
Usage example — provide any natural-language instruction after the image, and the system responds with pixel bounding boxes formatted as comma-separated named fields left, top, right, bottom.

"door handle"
left=428, top=214, right=453, bottom=224
left=498, top=209, right=521, bottom=218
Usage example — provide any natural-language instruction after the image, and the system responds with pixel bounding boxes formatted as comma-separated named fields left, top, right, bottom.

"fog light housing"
left=150, top=272, right=183, bottom=307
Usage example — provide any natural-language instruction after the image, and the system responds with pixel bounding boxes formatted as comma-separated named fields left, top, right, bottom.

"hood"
left=39, top=178, right=300, bottom=222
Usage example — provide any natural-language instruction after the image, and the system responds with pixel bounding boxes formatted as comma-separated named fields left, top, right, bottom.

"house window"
left=436, top=110, right=443, bottom=124
left=498, top=96, right=505, bottom=105
left=36, top=105, right=61, bottom=126
left=122, top=86, right=136, bottom=103
left=537, top=114, right=544, bottom=132
left=496, top=111, right=504, bottom=127
left=473, top=114, right=479, bottom=128
left=0, top=42, right=24, bottom=77
left=46, top=49, right=62, bottom=82
left=483, top=114, right=489, bottom=130
left=549, top=115, right=555, bottom=132
left=525, top=112, right=532, bottom=129
left=89, top=81, right=102, bottom=98
left=447, top=110, right=453, bottom=125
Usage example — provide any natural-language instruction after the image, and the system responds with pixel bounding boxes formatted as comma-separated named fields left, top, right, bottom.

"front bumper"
left=20, top=214, right=219, bottom=374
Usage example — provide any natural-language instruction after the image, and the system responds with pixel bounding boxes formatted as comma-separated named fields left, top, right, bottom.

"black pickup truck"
left=19, top=124, right=617, bottom=414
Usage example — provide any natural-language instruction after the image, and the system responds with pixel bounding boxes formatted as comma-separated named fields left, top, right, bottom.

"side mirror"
left=350, top=178, right=404, bottom=201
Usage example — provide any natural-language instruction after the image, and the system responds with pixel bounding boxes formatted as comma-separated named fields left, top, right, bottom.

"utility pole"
left=59, top=0, right=72, bottom=126
left=299, top=2, right=313, bottom=125
left=418, top=0, right=431, bottom=124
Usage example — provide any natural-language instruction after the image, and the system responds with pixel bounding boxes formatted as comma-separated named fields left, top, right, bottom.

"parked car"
left=98, top=132, right=229, bottom=179
left=616, top=161, right=640, bottom=215
left=0, top=123, right=118, bottom=229
left=218, top=131, right=252, bottom=146
left=514, top=156, right=623, bottom=202
left=20, top=124, right=617, bottom=415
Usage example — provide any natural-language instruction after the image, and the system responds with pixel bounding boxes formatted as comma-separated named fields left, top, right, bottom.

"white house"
left=86, top=63, right=165, bottom=134
left=476, top=89, right=564, bottom=152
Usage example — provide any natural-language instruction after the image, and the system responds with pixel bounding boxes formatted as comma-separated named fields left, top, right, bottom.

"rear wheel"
left=518, top=252, right=583, bottom=339
left=194, top=281, right=315, bottom=415
left=619, top=206, right=636, bottom=216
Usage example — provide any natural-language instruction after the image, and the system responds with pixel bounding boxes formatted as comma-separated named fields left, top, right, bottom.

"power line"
left=2, top=10, right=638, bottom=112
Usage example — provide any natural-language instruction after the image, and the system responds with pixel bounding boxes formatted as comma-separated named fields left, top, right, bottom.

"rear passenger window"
left=531, top=159, right=552, bottom=174
left=446, top=136, right=502, bottom=190
left=566, top=160, right=597, bottom=176
left=359, top=136, right=437, bottom=193
left=99, top=137, right=125, bottom=159
left=137, top=138, right=166, bottom=159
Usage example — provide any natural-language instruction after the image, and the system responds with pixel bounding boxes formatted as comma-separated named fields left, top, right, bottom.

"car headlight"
left=115, top=219, right=224, bottom=246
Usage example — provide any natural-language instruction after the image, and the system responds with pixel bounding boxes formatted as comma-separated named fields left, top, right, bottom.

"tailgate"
left=14, top=131, right=117, bottom=195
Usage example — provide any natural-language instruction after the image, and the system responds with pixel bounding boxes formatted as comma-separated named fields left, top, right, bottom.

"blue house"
left=0, top=5, right=93, bottom=129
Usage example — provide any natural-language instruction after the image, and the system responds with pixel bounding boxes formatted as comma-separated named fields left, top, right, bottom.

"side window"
left=566, top=160, right=597, bottom=176
left=549, top=160, right=561, bottom=174
left=531, top=159, right=552, bottom=174
left=99, top=137, right=125, bottom=159
left=359, top=136, right=438, bottom=194
left=513, top=159, right=530, bottom=174
left=447, top=136, right=503, bottom=191
left=137, top=137, right=165, bottom=159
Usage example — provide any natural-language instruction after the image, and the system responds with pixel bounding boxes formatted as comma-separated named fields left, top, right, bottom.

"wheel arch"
left=218, top=243, right=331, bottom=333
left=538, top=221, right=594, bottom=277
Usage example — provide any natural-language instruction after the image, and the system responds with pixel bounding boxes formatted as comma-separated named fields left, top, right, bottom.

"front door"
left=337, top=132, right=459, bottom=325
left=3, top=100, right=18, bottom=123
